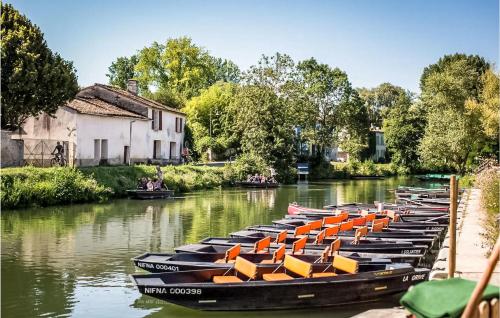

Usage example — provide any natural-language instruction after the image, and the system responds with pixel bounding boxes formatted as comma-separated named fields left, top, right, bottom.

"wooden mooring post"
left=448, top=175, right=458, bottom=278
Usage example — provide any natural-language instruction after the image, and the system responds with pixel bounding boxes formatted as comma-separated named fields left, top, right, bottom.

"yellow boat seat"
left=262, top=273, right=293, bottom=281
left=312, top=272, right=337, bottom=278
left=213, top=256, right=258, bottom=284
left=212, top=276, right=243, bottom=284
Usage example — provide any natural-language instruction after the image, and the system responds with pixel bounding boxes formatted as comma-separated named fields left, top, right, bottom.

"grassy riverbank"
left=310, top=161, right=403, bottom=179
left=1, top=165, right=227, bottom=209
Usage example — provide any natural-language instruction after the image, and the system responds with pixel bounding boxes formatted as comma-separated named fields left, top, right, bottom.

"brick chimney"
left=127, top=79, right=138, bottom=95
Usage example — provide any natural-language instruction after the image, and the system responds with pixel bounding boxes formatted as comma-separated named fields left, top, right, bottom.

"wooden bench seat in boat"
left=252, top=236, right=271, bottom=253
left=214, top=244, right=240, bottom=263
left=213, top=256, right=257, bottom=284
left=260, top=244, right=286, bottom=264
left=263, top=254, right=359, bottom=281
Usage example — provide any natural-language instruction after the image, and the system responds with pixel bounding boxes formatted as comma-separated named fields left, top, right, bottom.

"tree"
left=419, top=108, right=482, bottom=174
left=357, top=83, right=411, bottom=127
left=383, top=96, right=426, bottom=170
left=1, top=3, right=78, bottom=129
left=419, top=54, right=492, bottom=172
left=106, top=55, right=138, bottom=90
left=420, top=54, right=489, bottom=112
left=297, top=58, right=369, bottom=160
left=107, top=37, right=241, bottom=108
left=465, top=69, right=499, bottom=140
left=183, top=82, right=238, bottom=158
left=232, top=84, right=296, bottom=182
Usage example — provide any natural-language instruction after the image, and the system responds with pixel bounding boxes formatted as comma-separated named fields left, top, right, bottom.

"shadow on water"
left=1, top=177, right=436, bottom=318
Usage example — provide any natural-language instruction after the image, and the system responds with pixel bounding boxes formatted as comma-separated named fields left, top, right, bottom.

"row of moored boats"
left=130, top=186, right=457, bottom=311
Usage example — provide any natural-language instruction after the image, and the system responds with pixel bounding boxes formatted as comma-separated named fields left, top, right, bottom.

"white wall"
left=21, top=107, right=78, bottom=143
left=75, top=109, right=185, bottom=166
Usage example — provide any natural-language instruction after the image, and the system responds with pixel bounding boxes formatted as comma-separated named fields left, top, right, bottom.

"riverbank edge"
left=1, top=164, right=421, bottom=210
left=429, top=189, right=467, bottom=280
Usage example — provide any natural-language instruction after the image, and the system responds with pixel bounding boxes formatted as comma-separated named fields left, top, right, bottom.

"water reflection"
left=1, top=177, right=434, bottom=318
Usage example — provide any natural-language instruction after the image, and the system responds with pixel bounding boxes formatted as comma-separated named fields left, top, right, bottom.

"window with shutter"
left=159, top=111, right=163, bottom=130
left=179, top=118, right=183, bottom=132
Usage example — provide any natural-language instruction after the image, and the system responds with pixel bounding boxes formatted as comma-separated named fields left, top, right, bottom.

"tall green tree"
left=419, top=108, right=482, bottom=174
left=106, top=37, right=240, bottom=108
left=297, top=58, right=369, bottom=160
left=419, top=54, right=491, bottom=172
left=1, top=3, right=78, bottom=129
left=232, top=84, right=296, bottom=182
left=106, top=55, right=138, bottom=90
left=383, top=96, right=426, bottom=170
left=357, top=83, right=411, bottom=127
left=183, top=82, right=238, bottom=158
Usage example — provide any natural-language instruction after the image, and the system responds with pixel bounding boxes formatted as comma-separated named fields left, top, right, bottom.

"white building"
left=19, top=81, right=186, bottom=166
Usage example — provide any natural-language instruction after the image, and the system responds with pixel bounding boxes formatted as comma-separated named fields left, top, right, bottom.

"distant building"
left=18, top=80, right=186, bottom=166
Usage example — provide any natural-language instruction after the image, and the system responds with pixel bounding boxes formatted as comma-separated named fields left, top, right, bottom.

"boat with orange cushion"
left=131, top=254, right=429, bottom=310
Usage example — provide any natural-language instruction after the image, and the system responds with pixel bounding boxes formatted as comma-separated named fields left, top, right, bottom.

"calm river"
left=2, top=177, right=439, bottom=318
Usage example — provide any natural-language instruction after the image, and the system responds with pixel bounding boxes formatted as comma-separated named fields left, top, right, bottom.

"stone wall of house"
left=1, top=130, right=24, bottom=167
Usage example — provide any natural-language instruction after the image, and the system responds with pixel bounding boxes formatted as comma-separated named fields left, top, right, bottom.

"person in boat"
left=137, top=177, right=148, bottom=190
left=153, top=178, right=162, bottom=191
left=146, top=178, right=154, bottom=191
left=261, top=175, right=267, bottom=183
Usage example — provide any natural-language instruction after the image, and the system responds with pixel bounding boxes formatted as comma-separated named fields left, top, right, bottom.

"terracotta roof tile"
left=94, top=84, right=186, bottom=115
left=66, top=97, right=148, bottom=119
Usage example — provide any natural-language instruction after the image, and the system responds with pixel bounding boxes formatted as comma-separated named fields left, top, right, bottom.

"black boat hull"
left=132, top=267, right=429, bottom=310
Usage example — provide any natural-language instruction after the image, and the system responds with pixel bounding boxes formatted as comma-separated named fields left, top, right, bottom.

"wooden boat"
left=350, top=175, right=385, bottom=180
left=282, top=215, right=447, bottom=231
left=131, top=254, right=430, bottom=310
left=197, top=236, right=429, bottom=255
left=324, top=202, right=449, bottom=212
left=132, top=251, right=393, bottom=273
left=272, top=218, right=445, bottom=235
left=126, top=189, right=174, bottom=199
left=240, top=226, right=436, bottom=246
left=287, top=204, right=449, bottom=223
left=173, top=243, right=424, bottom=265
left=235, top=181, right=280, bottom=188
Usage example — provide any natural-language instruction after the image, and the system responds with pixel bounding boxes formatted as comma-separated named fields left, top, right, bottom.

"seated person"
left=153, top=178, right=162, bottom=191
left=146, top=178, right=154, bottom=191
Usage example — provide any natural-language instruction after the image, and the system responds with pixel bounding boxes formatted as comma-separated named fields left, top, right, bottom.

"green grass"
left=475, top=168, right=499, bottom=255
left=1, top=165, right=228, bottom=209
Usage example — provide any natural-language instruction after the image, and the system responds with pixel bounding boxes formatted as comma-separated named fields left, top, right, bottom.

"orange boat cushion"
left=323, top=215, right=343, bottom=225
left=352, top=217, right=367, bottom=226
left=213, top=276, right=243, bottom=284
left=307, top=220, right=323, bottom=231
left=312, top=272, right=337, bottom=278
left=214, top=259, right=236, bottom=264
left=314, top=229, right=326, bottom=245
left=333, top=255, right=359, bottom=274
left=355, top=226, right=368, bottom=238
left=325, top=225, right=340, bottom=237
left=365, top=213, right=376, bottom=222
left=294, top=224, right=311, bottom=237
left=273, top=244, right=287, bottom=262
left=292, top=236, right=308, bottom=255
left=260, top=259, right=275, bottom=264
left=275, top=230, right=288, bottom=243
left=371, top=222, right=385, bottom=233
left=283, top=255, right=312, bottom=278
left=263, top=273, right=293, bottom=281
left=340, top=220, right=354, bottom=232
left=234, top=256, right=258, bottom=280
left=253, top=236, right=271, bottom=253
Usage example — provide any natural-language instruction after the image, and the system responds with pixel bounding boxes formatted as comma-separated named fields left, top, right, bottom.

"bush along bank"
left=475, top=167, right=499, bottom=254
left=309, top=161, right=405, bottom=180
left=1, top=165, right=228, bottom=210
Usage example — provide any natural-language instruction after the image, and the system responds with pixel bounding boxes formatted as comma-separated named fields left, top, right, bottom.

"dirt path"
left=455, top=188, right=500, bottom=285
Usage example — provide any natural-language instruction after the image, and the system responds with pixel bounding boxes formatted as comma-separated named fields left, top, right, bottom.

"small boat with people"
left=131, top=253, right=429, bottom=310
left=235, top=173, right=280, bottom=188
left=127, top=166, right=174, bottom=199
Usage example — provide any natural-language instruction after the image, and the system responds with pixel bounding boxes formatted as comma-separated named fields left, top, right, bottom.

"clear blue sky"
left=8, top=0, right=499, bottom=92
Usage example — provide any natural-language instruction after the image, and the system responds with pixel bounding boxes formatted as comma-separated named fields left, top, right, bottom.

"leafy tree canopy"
left=357, top=83, right=411, bottom=127
left=1, top=3, right=78, bottom=129
left=183, top=82, right=239, bottom=158
left=106, top=37, right=240, bottom=108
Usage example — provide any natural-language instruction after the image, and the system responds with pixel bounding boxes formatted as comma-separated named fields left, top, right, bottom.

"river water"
left=2, top=177, right=439, bottom=318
